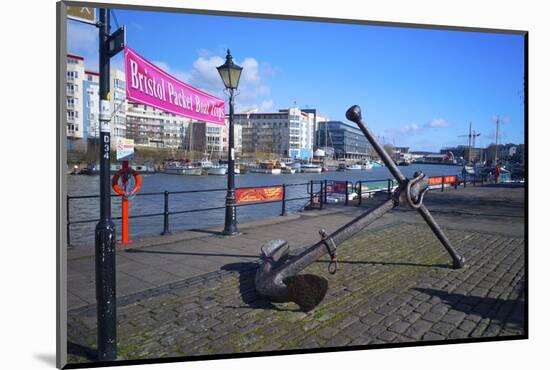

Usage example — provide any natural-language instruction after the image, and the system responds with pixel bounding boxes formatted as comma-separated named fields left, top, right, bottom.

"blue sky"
left=67, top=9, right=525, bottom=151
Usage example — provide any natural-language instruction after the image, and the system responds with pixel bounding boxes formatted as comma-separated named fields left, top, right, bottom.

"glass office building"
left=318, top=121, right=372, bottom=159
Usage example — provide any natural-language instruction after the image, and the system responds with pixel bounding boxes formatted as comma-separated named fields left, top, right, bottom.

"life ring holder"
left=112, top=167, right=142, bottom=199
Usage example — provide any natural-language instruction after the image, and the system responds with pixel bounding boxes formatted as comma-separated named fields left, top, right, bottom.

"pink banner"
left=124, top=47, right=225, bottom=124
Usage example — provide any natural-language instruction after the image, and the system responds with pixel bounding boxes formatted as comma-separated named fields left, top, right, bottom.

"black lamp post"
left=217, top=50, right=243, bottom=235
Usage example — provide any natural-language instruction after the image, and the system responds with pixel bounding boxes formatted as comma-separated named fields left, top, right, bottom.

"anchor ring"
left=328, top=259, right=338, bottom=275
left=405, top=172, right=428, bottom=209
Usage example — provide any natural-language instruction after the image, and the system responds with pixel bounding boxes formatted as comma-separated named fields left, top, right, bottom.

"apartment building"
left=126, top=103, right=189, bottom=149
left=66, top=55, right=85, bottom=146
left=234, top=107, right=315, bottom=159
left=190, top=121, right=228, bottom=156
left=82, top=71, right=99, bottom=140
left=110, top=69, right=127, bottom=142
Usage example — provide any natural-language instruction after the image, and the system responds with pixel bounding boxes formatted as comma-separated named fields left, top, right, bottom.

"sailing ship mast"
left=495, top=116, right=500, bottom=165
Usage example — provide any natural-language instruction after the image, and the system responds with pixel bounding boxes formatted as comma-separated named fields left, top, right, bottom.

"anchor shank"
left=346, top=106, right=407, bottom=184
left=279, top=198, right=397, bottom=280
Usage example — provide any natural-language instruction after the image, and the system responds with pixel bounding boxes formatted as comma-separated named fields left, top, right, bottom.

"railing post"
left=441, top=176, right=445, bottom=192
left=66, top=195, right=71, bottom=247
left=358, top=181, right=362, bottom=206
left=324, top=179, right=328, bottom=203
left=473, top=174, right=476, bottom=186
left=387, top=179, right=392, bottom=199
left=454, top=177, right=458, bottom=190
left=463, top=175, right=467, bottom=188
left=319, top=182, right=324, bottom=210
left=345, top=180, right=349, bottom=206
left=281, top=184, right=287, bottom=216
left=161, top=191, right=170, bottom=235
left=309, top=180, right=314, bottom=208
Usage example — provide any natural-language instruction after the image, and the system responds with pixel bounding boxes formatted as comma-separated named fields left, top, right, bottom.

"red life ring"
left=112, top=167, right=142, bottom=198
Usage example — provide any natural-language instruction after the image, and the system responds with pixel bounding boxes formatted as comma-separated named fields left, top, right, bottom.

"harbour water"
left=67, top=164, right=462, bottom=246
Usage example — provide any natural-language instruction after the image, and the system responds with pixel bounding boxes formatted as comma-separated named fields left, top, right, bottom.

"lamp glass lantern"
left=217, top=50, right=243, bottom=90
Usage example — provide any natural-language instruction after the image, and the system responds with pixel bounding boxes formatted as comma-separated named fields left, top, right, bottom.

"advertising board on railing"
left=326, top=181, right=348, bottom=194
left=428, top=175, right=457, bottom=188
left=124, top=47, right=225, bottom=124
left=236, top=186, right=283, bottom=205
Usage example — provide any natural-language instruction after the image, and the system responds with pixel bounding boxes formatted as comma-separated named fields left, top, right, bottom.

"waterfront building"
left=66, top=55, right=85, bottom=151
left=234, top=123, right=243, bottom=154
left=82, top=71, right=100, bottom=141
left=317, top=120, right=372, bottom=160
left=190, top=121, right=228, bottom=156
left=291, top=108, right=329, bottom=148
left=66, top=55, right=129, bottom=151
left=126, top=103, right=189, bottom=149
left=110, top=69, right=127, bottom=143
left=234, top=107, right=315, bottom=159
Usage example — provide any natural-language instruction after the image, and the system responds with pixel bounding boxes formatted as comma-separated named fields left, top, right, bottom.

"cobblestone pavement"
left=67, top=221, right=525, bottom=364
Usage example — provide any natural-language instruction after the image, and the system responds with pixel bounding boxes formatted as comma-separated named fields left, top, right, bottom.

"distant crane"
left=458, top=122, right=481, bottom=163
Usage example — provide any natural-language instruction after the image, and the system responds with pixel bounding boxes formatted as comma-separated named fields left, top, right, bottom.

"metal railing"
left=66, top=181, right=322, bottom=246
left=66, top=174, right=494, bottom=247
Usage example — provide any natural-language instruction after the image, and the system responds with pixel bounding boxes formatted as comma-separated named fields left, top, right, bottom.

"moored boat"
left=249, top=160, right=282, bottom=174
left=207, top=165, right=228, bottom=175
left=164, top=162, right=202, bottom=176
left=301, top=163, right=322, bottom=173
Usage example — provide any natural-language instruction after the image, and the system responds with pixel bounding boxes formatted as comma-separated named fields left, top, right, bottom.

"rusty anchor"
left=254, top=105, right=465, bottom=312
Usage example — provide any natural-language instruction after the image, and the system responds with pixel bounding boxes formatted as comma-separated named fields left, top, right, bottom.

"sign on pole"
left=116, top=138, right=135, bottom=161
left=67, top=6, right=96, bottom=24
left=124, top=47, right=226, bottom=124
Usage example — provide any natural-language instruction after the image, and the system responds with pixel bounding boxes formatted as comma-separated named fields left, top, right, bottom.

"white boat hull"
left=207, top=167, right=228, bottom=175
left=164, top=167, right=203, bottom=176
left=249, top=168, right=282, bottom=175
left=301, top=167, right=322, bottom=173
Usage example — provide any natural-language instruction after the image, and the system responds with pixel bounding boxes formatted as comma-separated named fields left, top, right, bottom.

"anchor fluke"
left=285, top=274, right=328, bottom=312
left=255, top=239, right=328, bottom=311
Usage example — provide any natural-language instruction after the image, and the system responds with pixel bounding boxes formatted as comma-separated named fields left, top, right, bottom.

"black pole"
left=441, top=176, right=445, bottom=192
left=309, top=180, right=314, bottom=207
left=345, top=181, right=349, bottom=206
left=95, top=8, right=117, bottom=361
left=281, top=184, right=286, bottom=216
left=319, top=182, right=324, bottom=210
left=67, top=195, right=71, bottom=247
left=223, top=89, right=238, bottom=235
left=358, top=181, right=362, bottom=206
left=161, top=191, right=170, bottom=235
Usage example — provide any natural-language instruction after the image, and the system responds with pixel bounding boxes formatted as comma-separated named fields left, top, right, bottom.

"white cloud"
left=156, top=51, right=275, bottom=112
left=385, top=123, right=422, bottom=136
left=152, top=61, right=171, bottom=72
left=425, top=118, right=450, bottom=128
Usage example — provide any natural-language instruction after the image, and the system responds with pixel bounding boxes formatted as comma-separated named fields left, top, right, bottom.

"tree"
left=383, top=144, right=395, bottom=160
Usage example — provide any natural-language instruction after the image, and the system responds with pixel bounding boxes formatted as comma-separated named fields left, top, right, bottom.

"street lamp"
left=217, top=50, right=243, bottom=235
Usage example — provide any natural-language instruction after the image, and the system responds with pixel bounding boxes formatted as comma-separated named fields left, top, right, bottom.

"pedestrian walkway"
left=66, top=184, right=525, bottom=364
